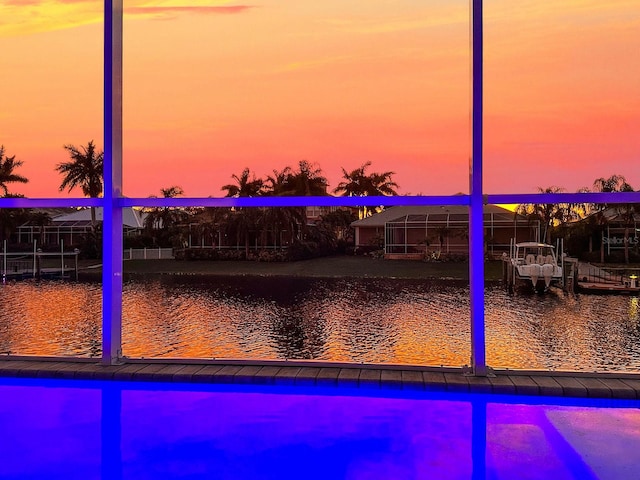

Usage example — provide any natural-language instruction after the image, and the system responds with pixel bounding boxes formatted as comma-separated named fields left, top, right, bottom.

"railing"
left=578, top=265, right=640, bottom=286
left=124, top=248, right=174, bottom=260
left=1, top=244, right=80, bottom=280
left=5, top=259, right=32, bottom=274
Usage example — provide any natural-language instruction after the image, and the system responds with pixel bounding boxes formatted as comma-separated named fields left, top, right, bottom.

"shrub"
left=287, top=240, right=320, bottom=261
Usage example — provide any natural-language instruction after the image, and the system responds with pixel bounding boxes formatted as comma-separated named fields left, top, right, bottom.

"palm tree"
left=221, top=168, right=264, bottom=256
left=287, top=160, right=328, bottom=196
left=56, top=141, right=104, bottom=226
left=285, top=161, right=329, bottom=241
left=264, top=167, right=293, bottom=196
left=144, top=186, right=188, bottom=247
left=333, top=164, right=368, bottom=198
left=27, top=210, right=52, bottom=246
left=221, top=168, right=264, bottom=198
left=516, top=186, right=575, bottom=244
left=264, top=163, right=327, bottom=244
left=190, top=207, right=229, bottom=248
left=334, top=161, right=398, bottom=197
left=263, top=167, right=301, bottom=247
left=0, top=145, right=28, bottom=196
left=159, top=186, right=184, bottom=199
left=0, top=194, right=28, bottom=244
left=333, top=161, right=398, bottom=218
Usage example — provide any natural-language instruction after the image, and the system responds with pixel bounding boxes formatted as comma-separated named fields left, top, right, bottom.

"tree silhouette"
left=159, top=186, right=184, bottom=199
left=264, top=167, right=293, bottom=196
left=333, top=161, right=398, bottom=217
left=592, top=175, right=632, bottom=195
left=221, top=168, right=264, bottom=198
left=0, top=145, right=28, bottom=196
left=56, top=141, right=104, bottom=226
left=591, top=175, right=635, bottom=263
left=263, top=167, right=303, bottom=246
left=334, top=161, right=398, bottom=197
left=0, top=194, right=28, bottom=244
left=144, top=186, right=188, bottom=247
left=221, top=168, right=264, bottom=256
left=284, top=160, right=328, bottom=238
left=287, top=160, right=328, bottom=196
left=517, top=186, right=572, bottom=244
left=27, top=210, right=52, bottom=246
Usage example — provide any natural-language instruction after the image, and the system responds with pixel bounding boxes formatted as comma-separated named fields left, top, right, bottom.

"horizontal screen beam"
left=120, top=195, right=470, bottom=208
left=2, top=191, right=637, bottom=211
left=0, top=198, right=102, bottom=208
left=488, top=191, right=640, bottom=205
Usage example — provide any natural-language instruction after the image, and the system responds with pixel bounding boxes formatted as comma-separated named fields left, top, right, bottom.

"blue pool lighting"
left=0, top=377, right=639, bottom=480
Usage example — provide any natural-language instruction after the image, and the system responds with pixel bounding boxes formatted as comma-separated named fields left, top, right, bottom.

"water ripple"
left=1, top=277, right=639, bottom=372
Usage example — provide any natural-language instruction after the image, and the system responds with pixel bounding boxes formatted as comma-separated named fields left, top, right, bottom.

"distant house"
left=17, top=207, right=146, bottom=247
left=571, top=206, right=640, bottom=258
left=351, top=205, right=537, bottom=259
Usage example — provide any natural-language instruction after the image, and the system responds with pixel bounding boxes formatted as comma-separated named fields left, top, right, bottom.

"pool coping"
left=1, top=357, right=639, bottom=399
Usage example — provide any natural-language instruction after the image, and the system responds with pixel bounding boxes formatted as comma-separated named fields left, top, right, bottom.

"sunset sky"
left=1, top=0, right=638, bottom=198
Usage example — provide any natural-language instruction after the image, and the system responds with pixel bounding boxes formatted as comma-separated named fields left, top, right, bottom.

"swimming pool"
left=0, top=377, right=638, bottom=479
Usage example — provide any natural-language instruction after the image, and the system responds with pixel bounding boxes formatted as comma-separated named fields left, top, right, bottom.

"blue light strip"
left=488, top=191, right=640, bottom=205
left=120, top=195, right=470, bottom=209
left=470, top=0, right=486, bottom=375
left=102, top=0, right=124, bottom=365
left=0, top=198, right=101, bottom=208
left=0, top=189, right=640, bottom=208
left=1, top=190, right=637, bottom=210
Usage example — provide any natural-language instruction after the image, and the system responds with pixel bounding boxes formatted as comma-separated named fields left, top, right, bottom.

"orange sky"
left=1, top=0, right=638, bottom=198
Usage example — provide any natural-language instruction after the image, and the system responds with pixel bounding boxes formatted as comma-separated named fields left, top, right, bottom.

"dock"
left=2, top=267, right=79, bottom=281
left=1, top=241, right=80, bottom=281
left=1, top=357, right=639, bottom=399
left=575, top=262, right=640, bottom=294
left=504, top=255, right=640, bottom=295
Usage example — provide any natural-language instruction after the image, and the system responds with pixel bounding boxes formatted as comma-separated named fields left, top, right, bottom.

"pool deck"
left=1, top=357, right=639, bottom=399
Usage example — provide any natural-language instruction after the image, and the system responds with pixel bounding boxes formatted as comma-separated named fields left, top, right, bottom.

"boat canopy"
left=515, top=242, right=555, bottom=249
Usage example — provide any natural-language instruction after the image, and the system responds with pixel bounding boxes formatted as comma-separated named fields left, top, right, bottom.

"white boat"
left=505, top=241, right=563, bottom=292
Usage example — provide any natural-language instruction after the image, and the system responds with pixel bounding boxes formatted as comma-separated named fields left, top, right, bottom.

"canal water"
left=0, top=276, right=638, bottom=372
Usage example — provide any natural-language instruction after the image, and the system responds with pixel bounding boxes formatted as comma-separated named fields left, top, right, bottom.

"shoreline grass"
left=78, top=256, right=506, bottom=281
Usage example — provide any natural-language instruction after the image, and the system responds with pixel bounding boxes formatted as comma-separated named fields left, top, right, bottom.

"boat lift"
left=503, top=238, right=565, bottom=292
left=1, top=240, right=79, bottom=282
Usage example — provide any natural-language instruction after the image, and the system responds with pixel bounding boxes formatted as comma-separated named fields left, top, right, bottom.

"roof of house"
left=52, top=207, right=146, bottom=229
left=351, top=204, right=527, bottom=228
left=579, top=206, right=640, bottom=224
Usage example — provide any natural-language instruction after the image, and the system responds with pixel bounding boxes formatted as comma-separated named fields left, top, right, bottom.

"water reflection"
left=0, top=280, right=102, bottom=357
left=484, top=285, right=640, bottom=372
left=1, top=276, right=639, bottom=372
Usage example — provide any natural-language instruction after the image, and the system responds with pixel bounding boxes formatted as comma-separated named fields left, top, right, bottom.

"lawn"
left=79, top=255, right=505, bottom=281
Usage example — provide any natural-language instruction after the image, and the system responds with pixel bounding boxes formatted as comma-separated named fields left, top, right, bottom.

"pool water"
left=0, top=378, right=638, bottom=479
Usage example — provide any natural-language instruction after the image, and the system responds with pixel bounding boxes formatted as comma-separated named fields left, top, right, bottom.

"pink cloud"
left=3, top=0, right=43, bottom=4
left=3, top=0, right=105, bottom=5
left=125, top=5, right=254, bottom=16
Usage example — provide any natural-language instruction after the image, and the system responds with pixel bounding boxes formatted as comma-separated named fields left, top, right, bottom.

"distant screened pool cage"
left=1, top=1, right=639, bottom=375
left=384, top=208, right=538, bottom=257
left=349, top=205, right=539, bottom=258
